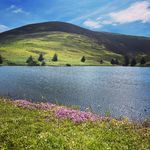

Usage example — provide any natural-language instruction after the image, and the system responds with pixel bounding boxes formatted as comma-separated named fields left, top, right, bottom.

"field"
left=0, top=98, right=149, bottom=149
left=0, top=32, right=123, bottom=66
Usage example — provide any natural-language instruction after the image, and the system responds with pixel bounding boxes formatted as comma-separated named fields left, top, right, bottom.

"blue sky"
left=0, top=0, right=150, bottom=37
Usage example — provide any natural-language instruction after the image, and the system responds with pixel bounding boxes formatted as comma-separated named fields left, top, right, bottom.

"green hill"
left=0, top=21, right=150, bottom=66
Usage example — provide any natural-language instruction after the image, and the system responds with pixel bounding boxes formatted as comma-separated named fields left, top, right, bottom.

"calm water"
left=0, top=66, right=150, bottom=120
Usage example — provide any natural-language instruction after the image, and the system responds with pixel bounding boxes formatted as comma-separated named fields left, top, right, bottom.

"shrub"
left=52, top=53, right=58, bottom=61
left=111, top=59, right=115, bottom=65
left=26, top=56, right=39, bottom=66
left=26, top=56, right=33, bottom=64
left=123, top=56, right=129, bottom=66
left=38, top=53, right=44, bottom=62
left=81, top=56, right=86, bottom=62
left=100, top=59, right=103, bottom=64
left=140, top=57, right=146, bottom=65
left=130, top=58, right=137, bottom=66
left=7, top=61, right=17, bottom=66
left=114, top=58, right=119, bottom=65
left=111, top=58, right=119, bottom=65
left=66, top=64, right=71, bottom=66
left=0, top=55, right=3, bottom=64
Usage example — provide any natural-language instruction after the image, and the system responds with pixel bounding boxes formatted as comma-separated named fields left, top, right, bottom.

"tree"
left=123, top=56, right=129, bottom=66
left=130, top=58, right=137, bottom=66
left=140, top=57, right=146, bottom=65
left=111, top=59, right=115, bottom=65
left=0, top=55, right=3, bottom=64
left=114, top=58, right=119, bottom=65
left=38, top=53, right=44, bottom=62
left=26, top=56, right=33, bottom=64
left=66, top=63, right=71, bottom=66
left=81, top=56, right=86, bottom=62
left=26, top=56, right=38, bottom=66
left=100, top=59, right=103, bottom=64
left=52, top=53, right=58, bottom=61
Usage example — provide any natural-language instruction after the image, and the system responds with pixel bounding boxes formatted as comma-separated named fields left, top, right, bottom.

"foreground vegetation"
left=0, top=98, right=149, bottom=149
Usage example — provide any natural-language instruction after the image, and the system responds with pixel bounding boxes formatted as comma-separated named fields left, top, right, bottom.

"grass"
left=0, top=31, right=123, bottom=66
left=0, top=98, right=150, bottom=150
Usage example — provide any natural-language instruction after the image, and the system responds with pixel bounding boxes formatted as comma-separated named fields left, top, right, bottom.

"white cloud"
left=7, top=5, right=30, bottom=15
left=83, top=19, right=102, bottom=29
left=0, top=24, right=9, bottom=33
left=82, top=1, right=150, bottom=29
left=10, top=5, right=15, bottom=9
left=109, top=1, right=150, bottom=24
left=70, top=0, right=123, bottom=23
left=13, top=8, right=24, bottom=14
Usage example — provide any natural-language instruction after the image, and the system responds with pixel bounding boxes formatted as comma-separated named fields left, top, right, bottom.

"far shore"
left=0, top=64, right=150, bottom=67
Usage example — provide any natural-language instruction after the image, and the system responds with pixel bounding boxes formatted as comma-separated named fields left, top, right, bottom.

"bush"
left=111, top=59, right=115, bottom=65
left=38, top=53, right=44, bottom=62
left=7, top=61, right=17, bottom=66
left=115, top=58, right=119, bottom=65
left=28, top=60, right=39, bottom=66
left=130, top=58, right=137, bottom=66
left=140, top=57, right=146, bottom=65
left=111, top=58, right=119, bottom=65
left=52, top=53, right=58, bottom=61
left=123, top=56, right=129, bottom=66
left=26, top=56, right=33, bottom=64
left=0, top=55, right=3, bottom=64
left=26, top=56, right=39, bottom=66
left=66, top=64, right=71, bottom=66
left=100, top=59, right=103, bottom=64
left=81, top=56, right=86, bottom=62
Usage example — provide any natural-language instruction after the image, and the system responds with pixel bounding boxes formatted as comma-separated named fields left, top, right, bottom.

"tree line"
left=26, top=54, right=147, bottom=66
left=122, top=56, right=146, bottom=66
left=0, top=53, right=147, bottom=66
left=109, top=56, right=146, bottom=66
left=26, top=54, right=86, bottom=66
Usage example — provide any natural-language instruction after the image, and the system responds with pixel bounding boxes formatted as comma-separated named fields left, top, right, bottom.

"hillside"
left=0, top=21, right=150, bottom=66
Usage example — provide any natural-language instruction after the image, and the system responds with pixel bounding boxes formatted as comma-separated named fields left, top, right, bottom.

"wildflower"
left=13, top=100, right=109, bottom=123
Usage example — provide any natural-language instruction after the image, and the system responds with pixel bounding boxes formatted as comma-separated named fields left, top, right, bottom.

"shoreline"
left=2, top=98, right=111, bottom=123
left=1, top=97, right=149, bottom=123
left=0, top=97, right=150, bottom=149
left=0, top=64, right=150, bottom=67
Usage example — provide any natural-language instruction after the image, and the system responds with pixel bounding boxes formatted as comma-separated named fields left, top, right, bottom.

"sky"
left=0, top=0, right=150, bottom=37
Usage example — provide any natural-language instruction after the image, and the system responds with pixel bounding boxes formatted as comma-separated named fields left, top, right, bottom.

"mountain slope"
left=0, top=31, right=121, bottom=65
left=0, top=21, right=150, bottom=65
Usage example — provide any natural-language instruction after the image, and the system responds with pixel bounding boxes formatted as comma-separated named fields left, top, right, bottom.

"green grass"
left=0, top=32, right=123, bottom=66
left=0, top=98, right=149, bottom=150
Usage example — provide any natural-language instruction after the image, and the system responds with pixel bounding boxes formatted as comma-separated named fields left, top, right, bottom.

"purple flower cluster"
left=14, top=100, right=34, bottom=109
left=14, top=100, right=56, bottom=110
left=56, top=107, right=106, bottom=123
left=14, top=100, right=109, bottom=123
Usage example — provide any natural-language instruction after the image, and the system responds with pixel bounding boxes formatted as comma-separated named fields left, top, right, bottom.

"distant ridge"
left=0, top=21, right=150, bottom=56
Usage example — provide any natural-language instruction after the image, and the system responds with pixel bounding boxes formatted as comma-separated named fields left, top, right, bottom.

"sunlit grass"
left=0, top=98, right=149, bottom=149
left=0, top=32, right=123, bottom=65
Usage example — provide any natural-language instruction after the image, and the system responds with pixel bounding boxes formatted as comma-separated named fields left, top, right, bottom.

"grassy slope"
left=0, top=31, right=123, bottom=66
left=0, top=99, right=150, bottom=150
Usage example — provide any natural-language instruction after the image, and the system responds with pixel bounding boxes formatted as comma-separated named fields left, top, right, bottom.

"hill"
left=0, top=21, right=150, bottom=66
